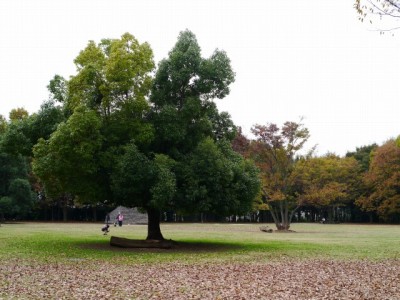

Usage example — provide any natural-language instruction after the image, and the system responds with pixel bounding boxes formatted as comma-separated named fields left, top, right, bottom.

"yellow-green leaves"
left=68, top=33, right=154, bottom=116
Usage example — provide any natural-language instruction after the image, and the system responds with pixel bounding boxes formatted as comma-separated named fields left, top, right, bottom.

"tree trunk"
left=284, top=200, right=289, bottom=228
left=268, top=205, right=280, bottom=229
left=269, top=203, right=291, bottom=231
left=146, top=208, right=164, bottom=240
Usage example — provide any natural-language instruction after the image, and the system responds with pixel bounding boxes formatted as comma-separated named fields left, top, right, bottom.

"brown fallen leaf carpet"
left=1, top=259, right=399, bottom=299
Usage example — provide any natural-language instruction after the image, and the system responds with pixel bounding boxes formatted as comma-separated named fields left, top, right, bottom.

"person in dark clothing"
left=101, top=224, right=110, bottom=235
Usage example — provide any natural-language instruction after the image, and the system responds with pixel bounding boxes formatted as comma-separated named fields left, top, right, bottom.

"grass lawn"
left=1, top=222, right=399, bottom=299
left=0, top=222, right=399, bottom=263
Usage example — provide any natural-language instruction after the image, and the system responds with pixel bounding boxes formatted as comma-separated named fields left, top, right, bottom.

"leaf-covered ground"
left=1, top=259, right=399, bottom=299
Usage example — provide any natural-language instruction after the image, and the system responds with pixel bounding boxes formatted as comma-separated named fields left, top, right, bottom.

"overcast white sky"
left=1, top=0, right=399, bottom=156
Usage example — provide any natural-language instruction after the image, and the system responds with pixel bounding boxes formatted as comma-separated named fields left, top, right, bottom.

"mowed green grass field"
left=1, top=222, right=399, bottom=263
left=1, top=222, right=399, bottom=299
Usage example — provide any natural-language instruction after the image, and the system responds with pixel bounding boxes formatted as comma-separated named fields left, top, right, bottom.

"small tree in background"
left=249, top=121, right=310, bottom=230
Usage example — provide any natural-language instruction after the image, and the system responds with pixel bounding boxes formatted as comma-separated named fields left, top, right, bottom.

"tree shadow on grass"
left=81, top=239, right=244, bottom=254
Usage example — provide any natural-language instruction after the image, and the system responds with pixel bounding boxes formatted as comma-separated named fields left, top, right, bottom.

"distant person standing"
left=105, top=213, right=110, bottom=225
left=116, top=212, right=124, bottom=227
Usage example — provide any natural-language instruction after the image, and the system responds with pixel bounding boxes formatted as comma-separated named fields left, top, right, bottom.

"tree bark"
left=146, top=208, right=164, bottom=240
left=289, top=206, right=300, bottom=223
left=268, top=204, right=280, bottom=229
left=270, top=204, right=289, bottom=230
left=269, top=201, right=297, bottom=231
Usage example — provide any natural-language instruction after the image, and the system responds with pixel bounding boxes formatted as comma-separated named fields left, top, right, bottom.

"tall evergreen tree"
left=113, top=30, right=259, bottom=240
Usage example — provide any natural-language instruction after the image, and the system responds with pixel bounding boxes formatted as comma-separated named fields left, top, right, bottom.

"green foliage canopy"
left=33, top=106, right=102, bottom=202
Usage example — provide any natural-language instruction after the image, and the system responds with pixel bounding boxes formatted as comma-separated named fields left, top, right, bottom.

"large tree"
left=249, top=121, right=310, bottom=230
left=113, top=30, right=259, bottom=240
left=33, top=31, right=259, bottom=240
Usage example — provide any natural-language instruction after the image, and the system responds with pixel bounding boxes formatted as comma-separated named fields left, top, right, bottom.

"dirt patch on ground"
left=1, top=259, right=399, bottom=299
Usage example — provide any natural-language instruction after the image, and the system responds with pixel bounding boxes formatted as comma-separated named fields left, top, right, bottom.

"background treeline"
left=0, top=31, right=399, bottom=226
left=231, top=125, right=400, bottom=227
